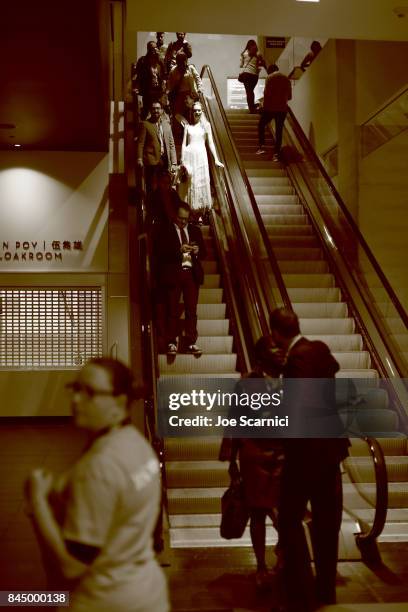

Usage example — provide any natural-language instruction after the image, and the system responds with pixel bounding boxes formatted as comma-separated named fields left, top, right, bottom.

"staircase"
left=225, top=108, right=408, bottom=545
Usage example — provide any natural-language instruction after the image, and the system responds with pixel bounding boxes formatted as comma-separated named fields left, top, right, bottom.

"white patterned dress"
left=180, top=122, right=212, bottom=211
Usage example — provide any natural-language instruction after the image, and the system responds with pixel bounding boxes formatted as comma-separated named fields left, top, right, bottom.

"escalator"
left=127, top=67, right=407, bottom=560
left=200, top=69, right=408, bottom=555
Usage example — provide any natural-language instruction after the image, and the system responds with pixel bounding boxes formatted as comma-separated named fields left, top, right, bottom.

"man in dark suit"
left=153, top=202, right=206, bottom=356
left=136, top=99, right=177, bottom=198
left=269, top=308, right=349, bottom=612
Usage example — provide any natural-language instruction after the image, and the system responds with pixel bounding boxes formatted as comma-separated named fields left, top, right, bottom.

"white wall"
left=289, top=38, right=408, bottom=313
left=359, top=130, right=408, bottom=310
left=288, top=39, right=338, bottom=155
left=0, top=150, right=129, bottom=416
left=356, top=41, right=408, bottom=124
left=0, top=152, right=109, bottom=272
left=136, top=32, right=259, bottom=106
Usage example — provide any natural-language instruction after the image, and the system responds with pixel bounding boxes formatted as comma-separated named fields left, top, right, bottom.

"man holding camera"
left=153, top=202, right=206, bottom=356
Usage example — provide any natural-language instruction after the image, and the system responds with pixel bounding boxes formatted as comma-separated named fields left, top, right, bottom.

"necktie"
left=180, top=227, right=188, bottom=245
left=156, top=121, right=164, bottom=155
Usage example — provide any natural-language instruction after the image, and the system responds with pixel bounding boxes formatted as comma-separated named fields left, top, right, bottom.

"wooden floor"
left=1, top=419, right=408, bottom=611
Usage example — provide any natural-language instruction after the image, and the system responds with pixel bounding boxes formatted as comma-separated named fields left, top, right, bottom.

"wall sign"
left=265, top=37, right=286, bottom=49
left=0, top=240, right=83, bottom=263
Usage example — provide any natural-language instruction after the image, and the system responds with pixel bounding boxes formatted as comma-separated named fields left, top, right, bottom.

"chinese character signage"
left=0, top=240, right=83, bottom=263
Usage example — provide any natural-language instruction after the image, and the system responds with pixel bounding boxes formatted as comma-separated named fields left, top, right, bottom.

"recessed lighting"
left=13, top=144, right=21, bottom=148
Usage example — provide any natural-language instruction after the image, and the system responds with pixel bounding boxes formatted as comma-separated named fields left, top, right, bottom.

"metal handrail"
left=200, top=64, right=292, bottom=313
left=361, top=84, right=408, bottom=127
left=344, top=436, right=388, bottom=565
left=287, top=107, right=408, bottom=332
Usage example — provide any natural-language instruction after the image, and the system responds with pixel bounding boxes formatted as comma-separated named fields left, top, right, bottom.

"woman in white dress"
left=179, top=101, right=224, bottom=219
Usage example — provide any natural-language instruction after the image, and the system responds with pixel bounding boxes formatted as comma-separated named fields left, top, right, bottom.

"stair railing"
left=342, top=436, right=388, bottom=566
left=200, top=64, right=292, bottom=316
left=361, top=85, right=408, bottom=157
left=124, top=86, right=167, bottom=550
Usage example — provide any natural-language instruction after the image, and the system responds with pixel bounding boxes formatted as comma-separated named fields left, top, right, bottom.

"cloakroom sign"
left=0, top=240, right=83, bottom=263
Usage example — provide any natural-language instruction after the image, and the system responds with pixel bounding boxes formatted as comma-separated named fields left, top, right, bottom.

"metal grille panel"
left=0, top=288, right=103, bottom=368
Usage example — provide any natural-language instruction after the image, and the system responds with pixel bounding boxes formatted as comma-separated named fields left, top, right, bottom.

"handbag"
left=238, top=72, right=246, bottom=83
left=220, top=476, right=249, bottom=540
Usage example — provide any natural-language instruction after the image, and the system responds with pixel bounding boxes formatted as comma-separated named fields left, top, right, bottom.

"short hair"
left=150, top=98, right=163, bottom=109
left=156, top=32, right=164, bottom=36
left=269, top=308, right=300, bottom=339
left=176, top=201, right=191, bottom=215
left=88, top=358, right=141, bottom=404
left=176, top=51, right=187, bottom=64
left=147, top=41, right=156, bottom=50
left=267, top=64, right=279, bottom=74
left=254, top=335, right=276, bottom=362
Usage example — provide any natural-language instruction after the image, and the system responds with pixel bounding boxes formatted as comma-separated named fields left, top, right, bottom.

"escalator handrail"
left=200, top=64, right=292, bottom=313
left=287, top=107, right=408, bottom=331
left=361, top=84, right=408, bottom=127
left=344, top=436, right=388, bottom=549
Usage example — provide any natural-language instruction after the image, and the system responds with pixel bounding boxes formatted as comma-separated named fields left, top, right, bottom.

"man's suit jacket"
left=153, top=222, right=207, bottom=287
left=283, top=337, right=350, bottom=462
left=137, top=119, right=177, bottom=168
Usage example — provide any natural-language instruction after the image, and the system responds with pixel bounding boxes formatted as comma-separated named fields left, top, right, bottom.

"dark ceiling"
left=1, top=0, right=110, bottom=151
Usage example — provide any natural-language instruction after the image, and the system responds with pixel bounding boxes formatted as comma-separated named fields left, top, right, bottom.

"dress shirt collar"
left=287, top=334, right=303, bottom=354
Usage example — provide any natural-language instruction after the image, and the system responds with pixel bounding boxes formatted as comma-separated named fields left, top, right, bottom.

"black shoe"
left=167, top=343, right=177, bottom=356
left=186, top=344, right=202, bottom=356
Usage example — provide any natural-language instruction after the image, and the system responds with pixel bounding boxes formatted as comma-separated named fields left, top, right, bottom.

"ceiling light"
left=13, top=144, right=21, bottom=148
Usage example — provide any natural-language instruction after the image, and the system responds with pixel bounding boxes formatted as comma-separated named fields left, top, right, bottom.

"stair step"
left=344, top=482, right=408, bottom=509
left=244, top=160, right=282, bottom=169
left=305, top=334, right=363, bottom=351
left=336, top=369, right=379, bottom=379
left=265, top=216, right=310, bottom=227
left=333, top=351, right=371, bottom=370
left=279, top=260, right=329, bottom=273
left=275, top=247, right=324, bottom=260
left=293, top=302, right=348, bottom=318
left=193, top=304, right=226, bottom=319
left=252, top=185, right=294, bottom=196
left=345, top=456, right=408, bottom=482
left=164, top=437, right=223, bottom=461
left=270, top=235, right=320, bottom=247
left=202, top=274, right=221, bottom=288
left=192, top=336, right=234, bottom=354
left=283, top=273, right=335, bottom=288
left=202, top=260, right=218, bottom=273
left=159, top=354, right=237, bottom=374
left=248, top=175, right=291, bottom=185
left=167, top=460, right=229, bottom=488
left=197, top=288, right=223, bottom=304
left=300, top=318, right=354, bottom=334
left=288, top=287, right=341, bottom=302
left=196, top=319, right=230, bottom=336
left=169, top=524, right=277, bottom=548
left=260, top=205, right=304, bottom=216
left=256, top=194, right=299, bottom=205
left=267, top=224, right=314, bottom=236
left=245, top=168, right=286, bottom=177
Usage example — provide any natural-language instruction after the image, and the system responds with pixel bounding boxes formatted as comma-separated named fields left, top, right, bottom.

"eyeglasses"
left=65, top=381, right=116, bottom=399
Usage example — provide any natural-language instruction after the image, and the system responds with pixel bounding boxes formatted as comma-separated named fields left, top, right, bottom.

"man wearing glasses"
left=25, top=358, right=169, bottom=612
left=153, top=202, right=206, bottom=356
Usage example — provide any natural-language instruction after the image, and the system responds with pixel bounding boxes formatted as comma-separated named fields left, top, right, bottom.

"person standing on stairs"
left=137, top=99, right=178, bottom=202
left=268, top=308, right=350, bottom=612
left=179, top=101, right=224, bottom=222
left=256, top=64, right=292, bottom=162
left=239, top=39, right=267, bottom=114
left=152, top=201, right=207, bottom=356
left=219, top=335, right=286, bottom=590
